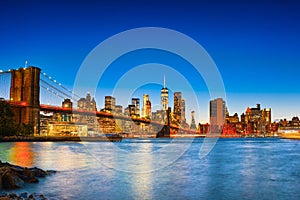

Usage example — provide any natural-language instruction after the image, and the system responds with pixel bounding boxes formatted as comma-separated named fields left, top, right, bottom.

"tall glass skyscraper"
left=161, top=76, right=168, bottom=111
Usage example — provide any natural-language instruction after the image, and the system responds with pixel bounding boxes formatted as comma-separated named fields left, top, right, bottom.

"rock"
left=8, top=193, right=17, bottom=198
left=2, top=170, right=25, bottom=189
left=20, top=168, right=39, bottom=183
left=29, top=167, right=47, bottom=178
left=20, top=192, right=28, bottom=199
left=46, top=170, right=56, bottom=175
left=38, top=194, right=47, bottom=200
left=0, top=160, right=55, bottom=192
left=0, top=192, right=49, bottom=200
left=0, top=192, right=7, bottom=197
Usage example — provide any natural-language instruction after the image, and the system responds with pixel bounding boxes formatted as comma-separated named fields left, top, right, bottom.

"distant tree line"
left=0, top=100, right=33, bottom=136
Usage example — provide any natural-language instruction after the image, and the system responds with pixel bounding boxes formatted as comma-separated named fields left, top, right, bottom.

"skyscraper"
left=209, top=98, right=226, bottom=131
left=142, top=94, right=151, bottom=119
left=190, top=111, right=197, bottom=130
left=132, top=98, right=140, bottom=117
left=180, top=98, right=186, bottom=124
left=104, top=96, right=116, bottom=112
left=262, top=108, right=271, bottom=125
left=161, top=76, right=168, bottom=111
left=173, top=92, right=182, bottom=122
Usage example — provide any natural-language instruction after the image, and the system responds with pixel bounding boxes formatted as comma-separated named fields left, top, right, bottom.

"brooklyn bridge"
left=0, top=66, right=201, bottom=137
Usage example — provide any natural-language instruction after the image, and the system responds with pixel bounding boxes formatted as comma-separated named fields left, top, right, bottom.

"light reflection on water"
left=0, top=138, right=300, bottom=200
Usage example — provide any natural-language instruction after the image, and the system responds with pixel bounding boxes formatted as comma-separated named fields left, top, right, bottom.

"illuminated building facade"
left=77, top=92, right=97, bottom=111
left=173, top=92, right=182, bottom=122
left=142, top=94, right=151, bottom=119
left=161, top=76, right=168, bottom=111
left=62, top=98, right=72, bottom=109
left=115, top=105, right=123, bottom=115
left=243, top=104, right=272, bottom=134
left=104, top=96, right=116, bottom=113
left=131, top=98, right=140, bottom=117
left=180, top=99, right=186, bottom=124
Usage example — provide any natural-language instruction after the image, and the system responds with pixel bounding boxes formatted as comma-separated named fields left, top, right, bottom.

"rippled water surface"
left=1, top=138, right=300, bottom=199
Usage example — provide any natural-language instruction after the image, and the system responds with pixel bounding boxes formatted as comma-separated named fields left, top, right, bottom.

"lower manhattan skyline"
left=1, top=1, right=300, bottom=200
left=1, top=0, right=300, bottom=123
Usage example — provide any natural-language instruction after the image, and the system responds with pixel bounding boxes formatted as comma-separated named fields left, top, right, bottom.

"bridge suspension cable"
left=0, top=70, right=11, bottom=100
left=40, top=71, right=82, bottom=106
left=40, top=72, right=81, bottom=99
left=40, top=85, right=66, bottom=100
left=40, top=79, right=74, bottom=101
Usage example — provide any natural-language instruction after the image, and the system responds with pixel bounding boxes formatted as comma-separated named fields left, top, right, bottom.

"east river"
left=0, top=138, right=300, bottom=199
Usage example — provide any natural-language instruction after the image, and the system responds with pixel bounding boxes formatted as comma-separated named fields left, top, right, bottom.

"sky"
left=0, top=0, right=300, bottom=123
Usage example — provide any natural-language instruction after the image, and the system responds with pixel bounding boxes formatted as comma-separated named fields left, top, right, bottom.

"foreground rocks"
left=0, top=160, right=56, bottom=190
left=0, top=192, right=47, bottom=200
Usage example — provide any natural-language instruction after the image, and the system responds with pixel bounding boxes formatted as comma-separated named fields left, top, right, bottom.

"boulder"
left=29, top=167, right=48, bottom=178
left=2, top=169, right=25, bottom=189
left=0, top=160, right=56, bottom=191
left=20, top=192, right=28, bottom=199
left=8, top=193, right=17, bottom=198
left=20, top=168, right=39, bottom=183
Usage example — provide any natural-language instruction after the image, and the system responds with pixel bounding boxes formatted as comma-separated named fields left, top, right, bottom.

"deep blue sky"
left=1, top=0, right=300, bottom=122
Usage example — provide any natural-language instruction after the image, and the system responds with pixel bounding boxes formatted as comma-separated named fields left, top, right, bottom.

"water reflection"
left=129, top=142, right=154, bottom=199
left=10, top=142, right=34, bottom=167
left=34, top=142, right=91, bottom=171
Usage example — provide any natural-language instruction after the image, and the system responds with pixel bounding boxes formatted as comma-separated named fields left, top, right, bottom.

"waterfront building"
left=62, top=98, right=72, bottom=109
left=198, top=123, right=210, bottom=134
left=104, top=96, right=116, bottom=113
left=209, top=98, right=226, bottom=132
left=61, top=98, right=73, bottom=122
left=242, top=104, right=272, bottom=134
left=142, top=94, right=151, bottom=119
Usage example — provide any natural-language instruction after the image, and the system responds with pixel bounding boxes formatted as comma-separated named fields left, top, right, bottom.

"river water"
left=0, top=138, right=300, bottom=200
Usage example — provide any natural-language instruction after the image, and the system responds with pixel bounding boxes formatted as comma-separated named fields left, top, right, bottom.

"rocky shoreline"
left=0, top=192, right=47, bottom=200
left=0, top=160, right=55, bottom=200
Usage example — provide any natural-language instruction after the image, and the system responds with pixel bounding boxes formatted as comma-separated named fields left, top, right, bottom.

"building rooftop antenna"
left=164, top=75, right=166, bottom=88
left=24, top=60, right=28, bottom=68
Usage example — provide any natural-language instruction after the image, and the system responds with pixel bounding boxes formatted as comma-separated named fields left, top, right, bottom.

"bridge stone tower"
left=10, top=66, right=40, bottom=135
